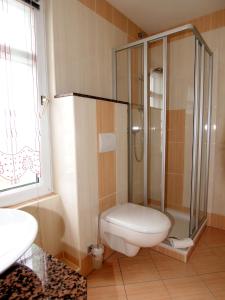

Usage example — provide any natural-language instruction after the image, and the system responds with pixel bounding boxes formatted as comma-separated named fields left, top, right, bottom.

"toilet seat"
left=102, top=203, right=171, bottom=234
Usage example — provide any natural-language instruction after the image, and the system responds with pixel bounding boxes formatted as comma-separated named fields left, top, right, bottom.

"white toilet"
left=100, top=203, right=171, bottom=257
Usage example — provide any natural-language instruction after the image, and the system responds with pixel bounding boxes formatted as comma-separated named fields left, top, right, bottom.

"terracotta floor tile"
left=189, top=253, right=225, bottom=275
left=195, top=236, right=208, bottom=250
left=200, top=227, right=225, bottom=247
left=189, top=247, right=215, bottom=263
left=119, top=255, right=160, bottom=284
left=136, top=247, right=152, bottom=257
left=151, top=252, right=196, bottom=279
left=106, top=252, right=123, bottom=262
left=125, top=280, right=171, bottom=300
left=200, top=272, right=225, bottom=298
left=88, top=260, right=123, bottom=287
left=87, top=227, right=225, bottom=298
left=170, top=295, right=214, bottom=300
left=211, top=246, right=225, bottom=257
left=163, top=276, right=214, bottom=299
left=88, top=285, right=127, bottom=300
left=110, top=248, right=152, bottom=259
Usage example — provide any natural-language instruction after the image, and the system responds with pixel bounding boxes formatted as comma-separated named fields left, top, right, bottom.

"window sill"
left=5, top=193, right=59, bottom=209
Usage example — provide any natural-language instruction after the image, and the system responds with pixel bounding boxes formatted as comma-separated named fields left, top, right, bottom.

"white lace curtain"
left=0, top=0, right=41, bottom=191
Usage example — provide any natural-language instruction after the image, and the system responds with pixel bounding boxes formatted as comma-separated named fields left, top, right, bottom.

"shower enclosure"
left=113, top=24, right=213, bottom=240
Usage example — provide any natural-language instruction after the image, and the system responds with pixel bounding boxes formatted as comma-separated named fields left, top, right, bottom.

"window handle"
left=41, top=95, right=49, bottom=106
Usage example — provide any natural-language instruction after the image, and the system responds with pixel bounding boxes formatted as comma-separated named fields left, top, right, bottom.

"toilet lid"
left=103, top=203, right=171, bottom=234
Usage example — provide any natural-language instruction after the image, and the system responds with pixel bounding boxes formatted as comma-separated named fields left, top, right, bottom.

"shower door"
left=129, top=45, right=144, bottom=204
left=147, top=39, right=165, bottom=212
left=190, top=40, right=212, bottom=236
left=115, top=45, right=144, bottom=205
left=114, top=25, right=213, bottom=240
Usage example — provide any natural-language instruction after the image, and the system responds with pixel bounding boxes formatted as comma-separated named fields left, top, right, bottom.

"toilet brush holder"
left=89, top=244, right=104, bottom=269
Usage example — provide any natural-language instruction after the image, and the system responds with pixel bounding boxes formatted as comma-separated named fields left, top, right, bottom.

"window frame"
left=0, top=0, right=52, bottom=207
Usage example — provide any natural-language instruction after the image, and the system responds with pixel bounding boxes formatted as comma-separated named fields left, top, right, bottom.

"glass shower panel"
left=190, top=40, right=202, bottom=236
left=130, top=45, right=144, bottom=204
left=166, top=34, right=196, bottom=239
left=198, top=50, right=210, bottom=225
left=147, top=40, right=164, bottom=210
left=116, top=49, right=129, bottom=102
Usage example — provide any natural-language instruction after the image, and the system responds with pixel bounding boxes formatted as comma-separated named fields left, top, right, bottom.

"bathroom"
left=0, top=0, right=225, bottom=299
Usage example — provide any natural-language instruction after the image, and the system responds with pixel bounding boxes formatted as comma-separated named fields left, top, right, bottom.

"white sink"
left=0, top=208, right=38, bottom=274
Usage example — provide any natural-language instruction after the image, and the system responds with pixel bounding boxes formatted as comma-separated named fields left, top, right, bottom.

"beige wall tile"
left=47, top=0, right=127, bottom=99
left=19, top=195, right=64, bottom=256
left=20, top=203, right=42, bottom=248
left=38, top=196, right=64, bottom=256
left=51, top=97, right=80, bottom=257
left=75, top=98, right=99, bottom=255
left=79, top=0, right=95, bottom=11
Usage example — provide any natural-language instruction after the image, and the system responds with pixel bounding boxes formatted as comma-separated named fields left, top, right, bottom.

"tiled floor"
left=88, top=227, right=225, bottom=299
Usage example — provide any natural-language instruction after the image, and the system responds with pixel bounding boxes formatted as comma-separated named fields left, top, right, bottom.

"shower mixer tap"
left=132, top=125, right=143, bottom=133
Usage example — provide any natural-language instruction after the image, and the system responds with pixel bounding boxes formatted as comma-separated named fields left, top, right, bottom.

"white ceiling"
left=107, top=0, right=225, bottom=34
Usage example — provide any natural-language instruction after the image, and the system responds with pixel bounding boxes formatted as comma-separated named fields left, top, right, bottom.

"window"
left=0, top=0, right=52, bottom=206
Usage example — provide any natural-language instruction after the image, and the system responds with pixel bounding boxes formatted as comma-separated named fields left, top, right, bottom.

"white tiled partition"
left=51, top=94, right=128, bottom=273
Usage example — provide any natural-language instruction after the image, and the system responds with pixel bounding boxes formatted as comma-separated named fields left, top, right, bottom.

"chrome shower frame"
left=112, top=24, right=213, bottom=238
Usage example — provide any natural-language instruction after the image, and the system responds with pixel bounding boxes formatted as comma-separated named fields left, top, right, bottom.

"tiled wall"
left=96, top=100, right=128, bottom=212
left=45, top=0, right=143, bottom=99
left=97, top=101, right=117, bottom=212
left=51, top=95, right=128, bottom=274
left=15, top=194, right=64, bottom=257
left=166, top=110, right=185, bottom=211
left=164, top=20, right=225, bottom=228
left=148, top=108, right=161, bottom=203
left=202, top=26, right=225, bottom=227
left=149, top=10, right=225, bottom=228
left=79, top=0, right=144, bottom=42
left=180, top=9, right=225, bottom=35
